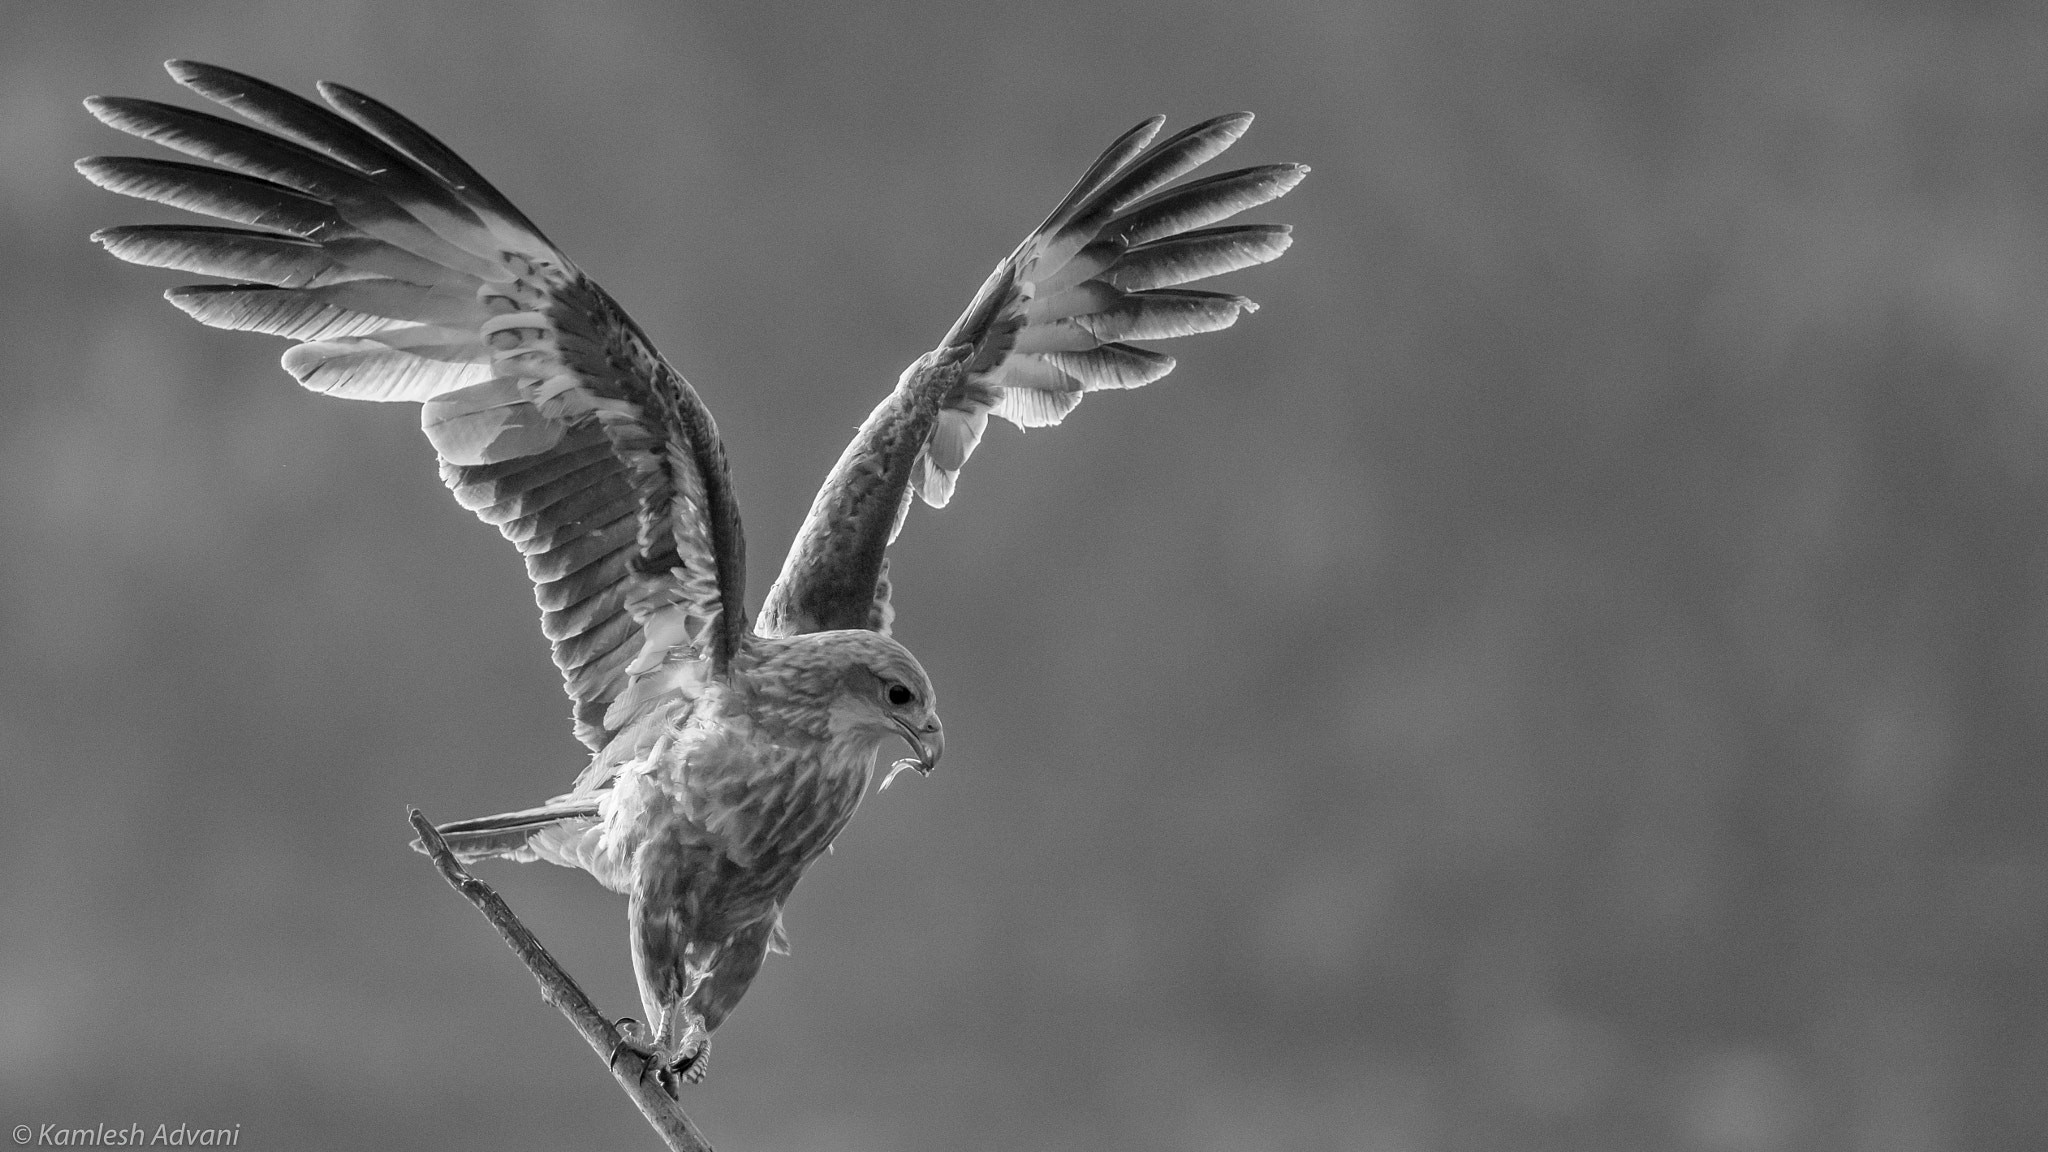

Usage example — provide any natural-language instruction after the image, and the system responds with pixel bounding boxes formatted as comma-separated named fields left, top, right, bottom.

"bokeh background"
left=3, top=1, right=2044, bottom=1149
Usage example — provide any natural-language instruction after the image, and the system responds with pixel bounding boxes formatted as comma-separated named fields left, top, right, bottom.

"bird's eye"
left=886, top=683, right=916, bottom=707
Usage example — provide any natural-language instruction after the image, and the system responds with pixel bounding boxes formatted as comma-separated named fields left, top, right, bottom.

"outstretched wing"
left=78, top=61, right=747, bottom=750
left=758, top=114, right=1306, bottom=637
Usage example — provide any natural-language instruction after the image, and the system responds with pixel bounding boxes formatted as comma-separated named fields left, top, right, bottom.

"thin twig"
left=408, top=807, right=713, bottom=1152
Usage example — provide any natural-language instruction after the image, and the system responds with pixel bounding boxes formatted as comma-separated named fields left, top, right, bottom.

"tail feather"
left=417, top=799, right=601, bottom=863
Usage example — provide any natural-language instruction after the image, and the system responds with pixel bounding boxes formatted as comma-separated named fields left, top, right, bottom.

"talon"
left=615, top=1009, right=711, bottom=1092
left=673, top=1037, right=712, bottom=1085
left=611, top=1017, right=664, bottom=1080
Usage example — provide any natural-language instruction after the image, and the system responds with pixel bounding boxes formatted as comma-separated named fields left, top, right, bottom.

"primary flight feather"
left=79, top=61, right=1305, bottom=1087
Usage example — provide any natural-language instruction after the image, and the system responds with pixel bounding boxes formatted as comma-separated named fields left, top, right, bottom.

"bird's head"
left=768, top=629, right=943, bottom=785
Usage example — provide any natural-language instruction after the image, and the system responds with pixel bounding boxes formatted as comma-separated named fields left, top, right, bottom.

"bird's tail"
left=415, top=799, right=602, bottom=864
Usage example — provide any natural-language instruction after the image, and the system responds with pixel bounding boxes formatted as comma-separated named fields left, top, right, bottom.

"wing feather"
left=315, top=79, right=553, bottom=243
left=760, top=115, right=1305, bottom=635
left=444, top=424, right=609, bottom=505
left=1109, top=163, right=1308, bottom=245
left=1043, top=342, right=1176, bottom=391
left=1101, top=224, right=1295, bottom=291
left=287, top=336, right=495, bottom=402
left=90, top=224, right=355, bottom=286
left=986, top=385, right=1084, bottom=429
left=82, top=62, right=748, bottom=750
left=75, top=156, right=349, bottom=237
left=519, top=507, right=640, bottom=583
left=543, top=581, right=635, bottom=644
left=1077, top=288, right=1254, bottom=342
left=534, top=548, right=634, bottom=613
left=472, top=455, right=621, bottom=524
left=163, top=283, right=399, bottom=340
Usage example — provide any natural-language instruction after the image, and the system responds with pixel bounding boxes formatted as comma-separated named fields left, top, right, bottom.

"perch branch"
left=408, top=807, right=713, bottom=1152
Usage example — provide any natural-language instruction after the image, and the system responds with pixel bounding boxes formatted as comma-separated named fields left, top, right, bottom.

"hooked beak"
left=882, top=714, right=944, bottom=789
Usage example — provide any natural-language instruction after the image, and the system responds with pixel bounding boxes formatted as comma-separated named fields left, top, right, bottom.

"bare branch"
left=408, top=808, right=714, bottom=1152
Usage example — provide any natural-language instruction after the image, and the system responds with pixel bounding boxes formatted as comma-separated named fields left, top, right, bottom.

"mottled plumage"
left=80, top=61, right=1303, bottom=1085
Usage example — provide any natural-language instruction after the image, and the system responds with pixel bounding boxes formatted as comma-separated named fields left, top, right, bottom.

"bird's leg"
left=621, top=944, right=717, bottom=1090
left=645, top=1003, right=711, bottom=1089
left=626, top=871, right=713, bottom=1092
left=654, top=945, right=720, bottom=1084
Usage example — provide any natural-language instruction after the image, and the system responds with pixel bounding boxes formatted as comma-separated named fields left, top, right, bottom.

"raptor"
left=79, top=61, right=1305, bottom=1088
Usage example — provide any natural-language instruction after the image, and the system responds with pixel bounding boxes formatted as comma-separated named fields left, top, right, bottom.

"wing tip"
left=1129, top=345, right=1178, bottom=384
left=165, top=59, right=265, bottom=102
left=316, top=79, right=389, bottom=122
left=1195, top=110, right=1256, bottom=138
left=313, top=81, right=383, bottom=134
left=160, top=285, right=201, bottom=318
left=1129, top=115, right=1168, bottom=157
left=161, top=285, right=218, bottom=315
left=314, top=79, right=359, bottom=107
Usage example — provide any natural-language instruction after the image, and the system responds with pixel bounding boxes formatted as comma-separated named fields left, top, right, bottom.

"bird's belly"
left=616, top=745, right=873, bottom=938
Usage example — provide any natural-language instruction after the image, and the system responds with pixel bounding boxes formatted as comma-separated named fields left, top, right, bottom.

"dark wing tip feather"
left=89, top=223, right=370, bottom=288
left=164, top=59, right=371, bottom=164
left=75, top=155, right=350, bottom=240
left=164, top=58, right=220, bottom=86
left=1052, top=112, right=1261, bottom=244
left=82, top=94, right=182, bottom=131
left=80, top=94, right=126, bottom=125
left=1106, top=162, right=1309, bottom=249
left=1033, top=114, right=1167, bottom=234
left=315, top=78, right=549, bottom=241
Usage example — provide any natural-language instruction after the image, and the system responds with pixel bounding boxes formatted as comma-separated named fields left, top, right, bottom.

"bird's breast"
left=718, top=740, right=877, bottom=879
left=603, top=728, right=879, bottom=900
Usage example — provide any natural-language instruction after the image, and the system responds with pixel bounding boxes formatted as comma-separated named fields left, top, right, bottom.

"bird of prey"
left=79, top=61, right=1305, bottom=1087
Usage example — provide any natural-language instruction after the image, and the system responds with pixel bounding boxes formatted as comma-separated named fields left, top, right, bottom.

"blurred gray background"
left=2, top=1, right=2044, bottom=1149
